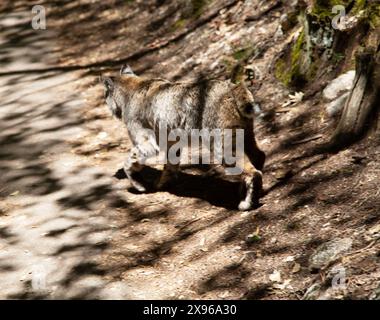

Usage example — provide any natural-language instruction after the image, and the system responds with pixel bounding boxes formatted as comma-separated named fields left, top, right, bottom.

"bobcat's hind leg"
left=156, top=144, right=181, bottom=190
left=237, top=137, right=264, bottom=210
left=238, top=165, right=263, bottom=211
left=156, top=162, right=180, bottom=190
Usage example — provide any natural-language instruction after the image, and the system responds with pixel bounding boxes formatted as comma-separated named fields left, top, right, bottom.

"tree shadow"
left=1, top=0, right=378, bottom=300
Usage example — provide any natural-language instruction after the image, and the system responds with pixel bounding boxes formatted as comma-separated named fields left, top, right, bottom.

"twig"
left=291, top=134, right=323, bottom=145
left=244, top=0, right=282, bottom=22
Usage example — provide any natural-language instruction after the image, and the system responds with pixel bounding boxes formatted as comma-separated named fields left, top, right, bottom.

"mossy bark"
left=329, top=37, right=380, bottom=148
left=275, top=0, right=380, bottom=89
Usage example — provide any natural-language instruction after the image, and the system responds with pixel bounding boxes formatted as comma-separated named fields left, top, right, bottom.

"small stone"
left=370, top=285, right=380, bottom=300
left=284, top=255, right=295, bottom=262
left=97, top=131, right=108, bottom=139
left=275, top=169, right=292, bottom=180
left=269, top=270, right=282, bottom=283
left=292, top=263, right=301, bottom=273
left=366, top=224, right=380, bottom=240
left=323, top=70, right=355, bottom=101
left=303, top=283, right=321, bottom=300
left=326, top=92, right=350, bottom=117
left=246, top=233, right=261, bottom=244
left=368, top=224, right=380, bottom=236
left=309, top=238, right=353, bottom=271
left=280, top=14, right=292, bottom=31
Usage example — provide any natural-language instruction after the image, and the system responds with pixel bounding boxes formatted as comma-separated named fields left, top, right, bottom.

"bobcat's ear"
left=101, top=76, right=115, bottom=90
left=120, top=64, right=135, bottom=76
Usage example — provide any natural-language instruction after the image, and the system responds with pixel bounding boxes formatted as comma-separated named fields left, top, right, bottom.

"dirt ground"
left=0, top=0, right=379, bottom=299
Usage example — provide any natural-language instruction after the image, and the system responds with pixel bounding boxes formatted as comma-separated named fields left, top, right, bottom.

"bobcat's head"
left=101, top=65, right=136, bottom=119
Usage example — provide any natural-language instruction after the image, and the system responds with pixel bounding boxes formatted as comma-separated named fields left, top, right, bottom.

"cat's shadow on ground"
left=114, top=166, right=261, bottom=210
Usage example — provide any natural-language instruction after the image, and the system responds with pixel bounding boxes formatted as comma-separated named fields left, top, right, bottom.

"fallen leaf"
left=281, top=92, right=304, bottom=107
left=269, top=270, right=282, bottom=283
left=292, top=263, right=301, bottom=273
left=273, top=279, right=292, bottom=290
left=284, top=255, right=295, bottom=262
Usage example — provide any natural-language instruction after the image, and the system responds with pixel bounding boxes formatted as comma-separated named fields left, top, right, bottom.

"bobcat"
left=101, top=65, right=265, bottom=211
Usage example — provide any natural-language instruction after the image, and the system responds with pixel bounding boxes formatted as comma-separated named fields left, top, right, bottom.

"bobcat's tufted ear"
left=101, top=76, right=115, bottom=90
left=120, top=64, right=135, bottom=76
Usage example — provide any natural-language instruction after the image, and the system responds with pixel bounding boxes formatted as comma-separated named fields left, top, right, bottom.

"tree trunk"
left=329, top=47, right=380, bottom=148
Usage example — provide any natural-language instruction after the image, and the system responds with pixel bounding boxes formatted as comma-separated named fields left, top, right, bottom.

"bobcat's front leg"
left=124, top=147, right=146, bottom=192
left=124, top=125, right=161, bottom=192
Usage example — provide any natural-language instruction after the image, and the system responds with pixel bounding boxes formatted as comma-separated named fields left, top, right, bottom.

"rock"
left=326, top=92, right=350, bottom=117
left=368, top=224, right=380, bottom=238
left=370, top=285, right=380, bottom=300
left=274, top=25, right=284, bottom=41
left=304, top=282, right=347, bottom=300
left=96, top=131, right=108, bottom=140
left=291, top=263, right=301, bottom=274
left=303, top=283, right=321, bottom=300
left=309, top=238, right=353, bottom=271
left=269, top=270, right=282, bottom=283
left=323, top=70, right=356, bottom=101
left=279, top=14, right=292, bottom=32
left=275, top=169, right=293, bottom=181
left=245, top=233, right=261, bottom=244
left=284, top=255, right=295, bottom=262
left=281, top=92, right=304, bottom=107
left=365, top=224, right=380, bottom=241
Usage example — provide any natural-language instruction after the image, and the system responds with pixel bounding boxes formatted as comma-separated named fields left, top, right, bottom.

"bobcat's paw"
left=130, top=180, right=146, bottom=193
left=238, top=200, right=252, bottom=211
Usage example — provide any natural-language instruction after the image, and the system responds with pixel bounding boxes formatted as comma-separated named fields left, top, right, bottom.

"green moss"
left=275, top=59, right=292, bottom=86
left=222, top=57, right=237, bottom=79
left=276, top=30, right=308, bottom=87
left=311, top=0, right=352, bottom=21
left=368, top=3, right=380, bottom=28
left=276, top=0, right=379, bottom=88
left=311, top=0, right=380, bottom=28
left=181, top=0, right=209, bottom=19
left=229, top=46, right=259, bottom=84
left=350, top=1, right=380, bottom=29
left=232, top=47, right=252, bottom=61
left=171, top=0, right=211, bottom=32
left=291, top=30, right=304, bottom=66
left=171, top=18, right=187, bottom=31
left=332, top=52, right=345, bottom=64
left=190, top=0, right=208, bottom=18
left=351, top=0, right=366, bottom=14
